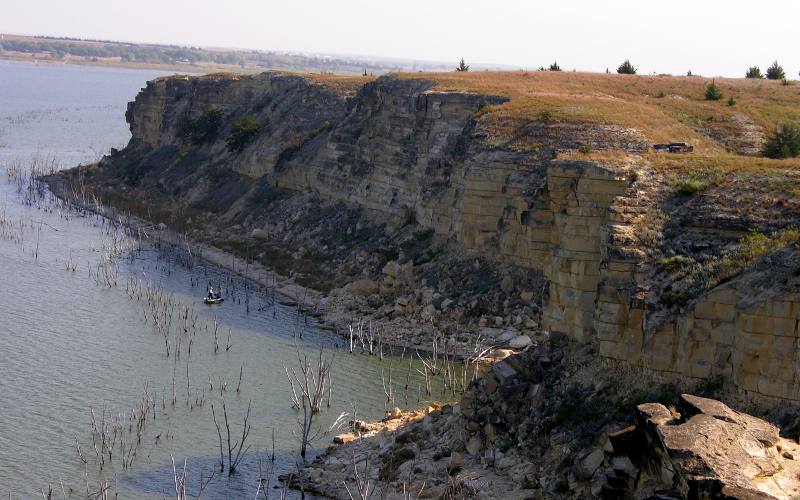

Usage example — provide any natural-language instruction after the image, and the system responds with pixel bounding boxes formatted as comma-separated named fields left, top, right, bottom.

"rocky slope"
left=55, top=70, right=800, bottom=404
left=48, top=69, right=800, bottom=498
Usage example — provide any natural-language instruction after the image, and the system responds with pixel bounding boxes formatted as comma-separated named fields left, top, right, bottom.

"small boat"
left=203, top=295, right=224, bottom=305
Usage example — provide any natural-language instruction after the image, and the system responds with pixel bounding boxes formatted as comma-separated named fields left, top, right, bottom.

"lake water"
left=0, top=61, right=450, bottom=499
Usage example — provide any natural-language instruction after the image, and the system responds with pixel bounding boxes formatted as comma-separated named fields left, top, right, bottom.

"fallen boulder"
left=603, top=394, right=800, bottom=499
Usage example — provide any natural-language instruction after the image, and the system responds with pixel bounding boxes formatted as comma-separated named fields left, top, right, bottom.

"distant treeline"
left=0, top=39, right=242, bottom=65
left=0, top=36, right=448, bottom=74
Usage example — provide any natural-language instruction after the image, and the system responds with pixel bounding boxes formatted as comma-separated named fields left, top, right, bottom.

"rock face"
left=70, top=71, right=800, bottom=402
left=605, top=394, right=800, bottom=499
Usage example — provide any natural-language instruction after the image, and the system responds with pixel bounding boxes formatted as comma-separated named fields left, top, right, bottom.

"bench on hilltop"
left=653, top=142, right=694, bottom=153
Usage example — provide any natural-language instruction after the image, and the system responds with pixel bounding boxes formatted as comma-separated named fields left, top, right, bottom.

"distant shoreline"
left=0, top=53, right=222, bottom=75
left=0, top=33, right=466, bottom=76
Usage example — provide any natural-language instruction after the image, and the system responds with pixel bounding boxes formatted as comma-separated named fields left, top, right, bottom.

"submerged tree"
left=617, top=59, right=637, bottom=75
left=455, top=58, right=470, bottom=72
left=285, top=345, right=345, bottom=463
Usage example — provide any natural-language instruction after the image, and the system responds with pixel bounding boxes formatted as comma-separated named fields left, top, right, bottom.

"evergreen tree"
left=766, top=61, right=785, bottom=80
left=763, top=122, right=800, bottom=158
left=617, top=59, right=637, bottom=75
left=705, top=81, right=724, bottom=101
left=745, top=66, right=763, bottom=79
left=226, top=116, right=260, bottom=152
left=549, top=61, right=561, bottom=71
left=455, top=58, right=470, bottom=72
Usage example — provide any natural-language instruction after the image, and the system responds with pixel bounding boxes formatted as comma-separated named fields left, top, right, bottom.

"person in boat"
left=207, top=287, right=215, bottom=299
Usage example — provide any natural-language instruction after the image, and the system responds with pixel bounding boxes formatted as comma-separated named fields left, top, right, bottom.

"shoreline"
left=43, top=173, right=526, bottom=362
left=0, top=53, right=239, bottom=75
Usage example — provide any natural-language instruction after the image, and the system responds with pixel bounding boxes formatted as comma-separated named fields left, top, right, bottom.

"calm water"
left=0, top=61, right=448, bottom=499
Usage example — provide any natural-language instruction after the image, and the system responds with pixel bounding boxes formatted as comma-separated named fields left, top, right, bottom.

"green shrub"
left=763, top=122, right=800, bottom=158
left=578, top=145, right=591, bottom=155
left=745, top=66, right=763, bottom=79
left=540, top=110, right=553, bottom=121
left=782, top=78, right=792, bottom=86
left=455, top=58, right=469, bottom=72
left=549, top=61, right=562, bottom=72
left=766, top=61, right=785, bottom=80
left=178, top=107, right=223, bottom=145
left=721, top=228, right=799, bottom=276
left=727, top=96, right=736, bottom=106
left=677, top=179, right=705, bottom=195
left=658, top=256, right=684, bottom=273
left=226, top=116, right=260, bottom=152
left=617, top=59, right=637, bottom=75
left=656, top=90, right=667, bottom=98
left=474, top=103, right=495, bottom=117
left=704, top=81, right=723, bottom=101
left=676, top=169, right=722, bottom=195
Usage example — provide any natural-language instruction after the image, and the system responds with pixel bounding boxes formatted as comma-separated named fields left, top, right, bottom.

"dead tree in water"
left=211, top=401, right=252, bottom=476
left=171, top=455, right=214, bottom=499
left=284, top=344, right=343, bottom=462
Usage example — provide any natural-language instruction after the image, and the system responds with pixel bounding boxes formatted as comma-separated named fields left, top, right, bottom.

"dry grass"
left=305, top=73, right=375, bottom=96
left=392, top=71, right=800, bottom=154
left=151, top=70, right=375, bottom=96
left=651, top=153, right=800, bottom=171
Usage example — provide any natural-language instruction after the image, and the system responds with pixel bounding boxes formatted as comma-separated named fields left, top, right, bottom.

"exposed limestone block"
left=606, top=395, right=800, bottom=499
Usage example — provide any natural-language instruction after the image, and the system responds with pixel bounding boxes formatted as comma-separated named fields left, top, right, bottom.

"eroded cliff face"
left=79, top=72, right=800, bottom=403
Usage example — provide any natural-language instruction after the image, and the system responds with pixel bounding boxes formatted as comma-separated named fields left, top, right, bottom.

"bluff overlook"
left=61, top=70, right=800, bottom=404
left=45, top=68, right=800, bottom=498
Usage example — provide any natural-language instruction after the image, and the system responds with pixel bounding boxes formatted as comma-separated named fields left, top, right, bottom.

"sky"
left=2, top=0, right=798, bottom=77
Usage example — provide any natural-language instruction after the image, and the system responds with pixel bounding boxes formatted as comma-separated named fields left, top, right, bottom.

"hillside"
left=404, top=71, right=800, bottom=155
left=46, top=67, right=800, bottom=498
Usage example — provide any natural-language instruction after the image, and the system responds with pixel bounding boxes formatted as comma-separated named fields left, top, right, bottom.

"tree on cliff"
left=456, top=58, right=470, bottom=72
left=766, top=61, right=785, bottom=80
left=745, top=66, right=763, bottom=79
left=226, top=116, right=260, bottom=152
left=178, top=107, right=223, bottom=145
left=617, top=60, right=637, bottom=74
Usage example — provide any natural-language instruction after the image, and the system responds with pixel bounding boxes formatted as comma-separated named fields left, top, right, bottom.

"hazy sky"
left=3, top=0, right=798, bottom=77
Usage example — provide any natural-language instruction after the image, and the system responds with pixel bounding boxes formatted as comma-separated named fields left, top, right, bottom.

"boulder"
left=333, top=433, right=357, bottom=444
left=605, top=394, right=800, bottom=499
left=386, top=407, right=403, bottom=420
left=574, top=447, right=604, bottom=481
left=508, top=335, right=532, bottom=349
left=382, top=260, right=401, bottom=278
left=466, top=436, right=482, bottom=456
left=501, top=275, right=514, bottom=293
left=348, top=278, right=380, bottom=296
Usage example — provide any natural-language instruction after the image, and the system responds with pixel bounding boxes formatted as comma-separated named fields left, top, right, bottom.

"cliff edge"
left=55, top=70, right=800, bottom=404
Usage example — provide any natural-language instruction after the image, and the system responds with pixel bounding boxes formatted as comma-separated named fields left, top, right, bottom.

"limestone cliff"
left=61, top=71, right=800, bottom=404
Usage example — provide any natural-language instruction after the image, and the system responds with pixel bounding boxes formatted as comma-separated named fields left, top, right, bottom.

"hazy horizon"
left=3, top=0, right=799, bottom=77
